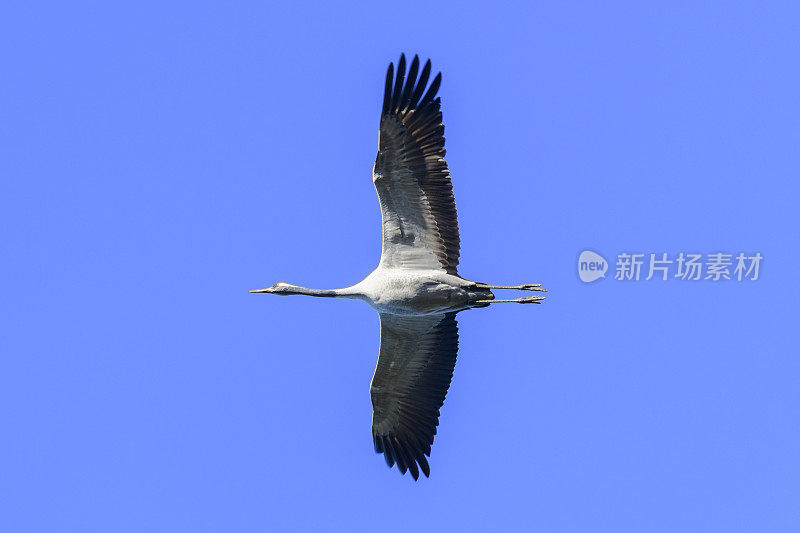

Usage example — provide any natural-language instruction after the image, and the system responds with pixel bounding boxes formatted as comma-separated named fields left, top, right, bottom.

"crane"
left=251, top=54, right=546, bottom=480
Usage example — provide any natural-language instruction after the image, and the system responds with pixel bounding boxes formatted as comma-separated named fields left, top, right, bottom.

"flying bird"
left=251, top=54, right=546, bottom=480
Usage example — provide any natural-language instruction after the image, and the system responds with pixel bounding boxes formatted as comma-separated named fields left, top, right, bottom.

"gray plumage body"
left=354, top=269, right=493, bottom=315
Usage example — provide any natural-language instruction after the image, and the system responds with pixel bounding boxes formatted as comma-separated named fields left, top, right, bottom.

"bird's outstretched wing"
left=369, top=312, right=460, bottom=480
left=373, top=54, right=460, bottom=274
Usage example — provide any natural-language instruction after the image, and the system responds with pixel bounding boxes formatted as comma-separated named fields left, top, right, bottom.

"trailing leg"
left=475, top=295, right=545, bottom=305
left=476, top=283, right=547, bottom=292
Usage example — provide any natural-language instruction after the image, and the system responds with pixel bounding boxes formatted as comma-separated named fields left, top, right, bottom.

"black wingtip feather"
left=390, top=54, right=406, bottom=113
left=383, top=445, right=395, bottom=468
left=382, top=63, right=394, bottom=115
left=395, top=440, right=413, bottom=475
left=386, top=438, right=401, bottom=471
left=419, top=72, right=442, bottom=109
left=408, top=458, right=420, bottom=481
left=410, top=59, right=432, bottom=106
left=399, top=55, right=420, bottom=111
left=419, top=455, right=430, bottom=478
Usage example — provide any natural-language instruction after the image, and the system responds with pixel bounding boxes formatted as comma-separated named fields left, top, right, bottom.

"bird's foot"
left=516, top=295, right=546, bottom=304
left=519, top=283, right=547, bottom=292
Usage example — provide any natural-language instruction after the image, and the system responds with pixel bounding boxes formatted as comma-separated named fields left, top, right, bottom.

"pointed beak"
left=249, top=288, right=273, bottom=293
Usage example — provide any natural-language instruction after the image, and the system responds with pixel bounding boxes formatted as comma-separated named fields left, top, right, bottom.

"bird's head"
left=249, top=282, right=296, bottom=295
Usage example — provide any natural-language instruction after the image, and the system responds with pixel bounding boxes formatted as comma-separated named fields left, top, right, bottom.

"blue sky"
left=2, top=2, right=799, bottom=531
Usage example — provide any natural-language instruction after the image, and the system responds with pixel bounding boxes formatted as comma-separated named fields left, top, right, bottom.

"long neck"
left=282, top=284, right=365, bottom=300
